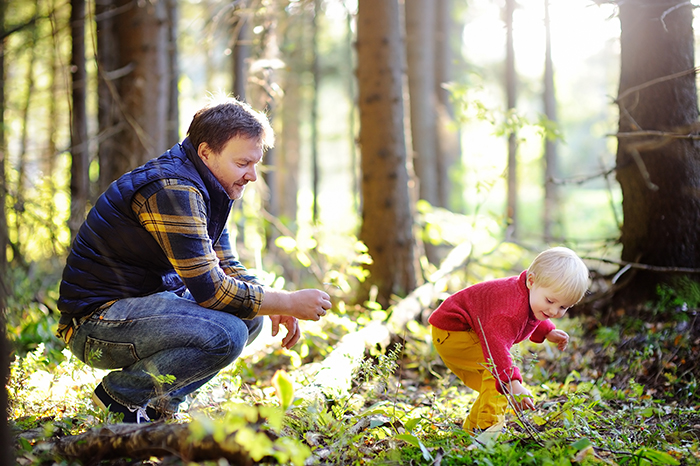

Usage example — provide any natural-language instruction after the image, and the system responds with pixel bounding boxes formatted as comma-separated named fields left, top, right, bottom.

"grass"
left=8, top=309, right=700, bottom=465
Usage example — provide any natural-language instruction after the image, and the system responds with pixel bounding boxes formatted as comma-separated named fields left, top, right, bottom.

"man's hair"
left=187, top=95, right=274, bottom=153
left=527, top=247, right=589, bottom=304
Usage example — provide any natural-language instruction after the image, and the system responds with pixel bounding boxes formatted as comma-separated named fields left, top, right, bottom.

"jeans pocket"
left=84, top=336, right=139, bottom=369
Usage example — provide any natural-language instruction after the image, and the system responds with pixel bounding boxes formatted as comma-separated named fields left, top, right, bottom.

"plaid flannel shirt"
left=132, top=179, right=265, bottom=319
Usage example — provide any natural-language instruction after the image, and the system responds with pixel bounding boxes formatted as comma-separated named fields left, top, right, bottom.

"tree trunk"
left=0, top=0, right=6, bottom=273
left=277, top=7, right=304, bottom=226
left=543, top=0, right=559, bottom=242
left=405, top=0, right=441, bottom=266
left=405, top=0, right=438, bottom=208
left=357, top=0, right=417, bottom=307
left=0, top=0, right=11, bottom=461
left=44, top=422, right=269, bottom=464
left=504, top=0, right=518, bottom=240
left=614, top=0, right=700, bottom=308
left=165, top=0, right=179, bottom=146
left=96, top=0, right=121, bottom=195
left=97, top=0, right=170, bottom=189
left=69, top=0, right=90, bottom=240
left=14, top=1, right=38, bottom=254
left=311, top=0, right=321, bottom=224
left=434, top=0, right=460, bottom=212
left=232, top=6, right=251, bottom=101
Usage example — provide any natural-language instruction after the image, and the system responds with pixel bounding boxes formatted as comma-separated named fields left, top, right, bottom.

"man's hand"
left=270, top=315, right=301, bottom=349
left=259, top=288, right=332, bottom=321
left=507, top=380, right=535, bottom=411
left=546, top=329, right=570, bottom=351
left=286, top=289, right=332, bottom=321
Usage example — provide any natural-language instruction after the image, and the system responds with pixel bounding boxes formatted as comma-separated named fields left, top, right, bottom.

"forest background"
left=2, top=0, right=700, bottom=465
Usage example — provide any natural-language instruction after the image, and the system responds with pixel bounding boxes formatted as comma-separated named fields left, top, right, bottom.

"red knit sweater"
left=428, top=271, right=555, bottom=392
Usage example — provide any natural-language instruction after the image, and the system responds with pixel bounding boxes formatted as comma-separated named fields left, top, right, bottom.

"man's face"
left=198, top=137, right=263, bottom=200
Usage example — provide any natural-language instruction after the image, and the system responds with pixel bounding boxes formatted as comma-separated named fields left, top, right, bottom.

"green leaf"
left=635, top=447, right=680, bottom=466
left=404, top=417, right=421, bottom=432
left=571, top=438, right=593, bottom=451
left=396, top=434, right=432, bottom=461
left=396, top=433, right=419, bottom=447
left=271, top=369, right=295, bottom=411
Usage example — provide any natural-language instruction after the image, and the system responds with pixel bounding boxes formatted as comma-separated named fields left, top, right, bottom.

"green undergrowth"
left=9, top=308, right=700, bottom=465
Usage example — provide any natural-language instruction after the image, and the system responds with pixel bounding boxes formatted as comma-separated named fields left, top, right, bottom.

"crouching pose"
left=57, top=97, right=331, bottom=422
left=429, top=247, right=588, bottom=432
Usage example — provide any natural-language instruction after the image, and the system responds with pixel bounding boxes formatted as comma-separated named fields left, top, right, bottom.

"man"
left=57, top=97, right=331, bottom=423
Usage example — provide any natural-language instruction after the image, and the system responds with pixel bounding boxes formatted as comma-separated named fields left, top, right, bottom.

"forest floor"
left=9, top=309, right=700, bottom=465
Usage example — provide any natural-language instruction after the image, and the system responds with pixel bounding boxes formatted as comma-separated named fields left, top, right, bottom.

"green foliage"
left=655, top=276, right=700, bottom=317
left=5, top=263, right=64, bottom=358
left=189, top=404, right=311, bottom=466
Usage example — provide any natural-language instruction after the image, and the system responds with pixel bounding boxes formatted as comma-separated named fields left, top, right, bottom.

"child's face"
left=527, top=276, right=576, bottom=321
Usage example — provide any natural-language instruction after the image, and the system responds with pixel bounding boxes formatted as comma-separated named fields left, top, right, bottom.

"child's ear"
left=526, top=273, right=535, bottom=289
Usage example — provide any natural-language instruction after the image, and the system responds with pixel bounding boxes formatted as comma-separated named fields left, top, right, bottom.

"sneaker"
left=92, top=383, right=159, bottom=424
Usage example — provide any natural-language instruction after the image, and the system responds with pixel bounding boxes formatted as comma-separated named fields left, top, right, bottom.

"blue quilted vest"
left=58, top=137, right=234, bottom=321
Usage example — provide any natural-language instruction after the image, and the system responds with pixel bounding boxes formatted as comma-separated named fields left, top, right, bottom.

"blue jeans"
left=68, top=291, right=263, bottom=413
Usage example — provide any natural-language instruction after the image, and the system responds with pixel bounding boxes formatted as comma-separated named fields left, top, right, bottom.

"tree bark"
left=434, top=0, right=460, bottom=212
left=44, top=422, right=268, bottom=464
left=232, top=6, right=251, bottom=101
left=614, top=0, right=700, bottom=307
left=0, top=0, right=10, bottom=461
left=165, top=0, right=180, bottom=146
left=277, top=7, right=304, bottom=226
left=69, top=0, right=90, bottom=240
left=405, top=0, right=438, bottom=208
left=357, top=0, right=417, bottom=307
left=96, top=0, right=170, bottom=190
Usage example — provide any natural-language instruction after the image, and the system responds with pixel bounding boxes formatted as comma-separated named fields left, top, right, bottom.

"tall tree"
left=405, top=0, right=438, bottom=208
left=276, top=3, right=305, bottom=226
left=311, top=0, right=321, bottom=223
left=69, top=0, right=89, bottom=240
left=542, top=0, right=559, bottom=242
left=434, top=0, right=460, bottom=212
left=165, top=0, right=179, bottom=145
left=614, top=0, right=700, bottom=308
left=0, top=0, right=6, bottom=272
left=405, top=0, right=440, bottom=265
left=0, top=0, right=11, bottom=461
left=232, top=5, right=251, bottom=101
left=356, top=0, right=417, bottom=307
left=96, top=0, right=171, bottom=191
left=504, top=0, right=518, bottom=240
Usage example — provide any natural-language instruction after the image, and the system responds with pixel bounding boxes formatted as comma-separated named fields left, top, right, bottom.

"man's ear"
left=198, top=142, right=213, bottom=160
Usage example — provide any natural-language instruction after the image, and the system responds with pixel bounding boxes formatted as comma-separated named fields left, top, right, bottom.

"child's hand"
left=546, top=329, right=569, bottom=350
left=508, top=380, right=535, bottom=411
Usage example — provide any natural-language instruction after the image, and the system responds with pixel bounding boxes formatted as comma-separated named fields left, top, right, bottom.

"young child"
left=429, top=247, right=589, bottom=432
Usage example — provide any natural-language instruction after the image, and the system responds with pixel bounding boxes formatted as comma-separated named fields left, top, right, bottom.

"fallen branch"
left=42, top=421, right=270, bottom=464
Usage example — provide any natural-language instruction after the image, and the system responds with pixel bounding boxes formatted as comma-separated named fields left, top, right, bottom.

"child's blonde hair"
left=527, top=247, right=589, bottom=304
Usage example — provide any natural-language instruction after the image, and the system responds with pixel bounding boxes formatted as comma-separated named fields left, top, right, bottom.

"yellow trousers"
left=431, top=326, right=508, bottom=431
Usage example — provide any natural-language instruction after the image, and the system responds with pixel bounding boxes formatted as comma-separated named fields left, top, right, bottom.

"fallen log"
left=42, top=421, right=270, bottom=465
